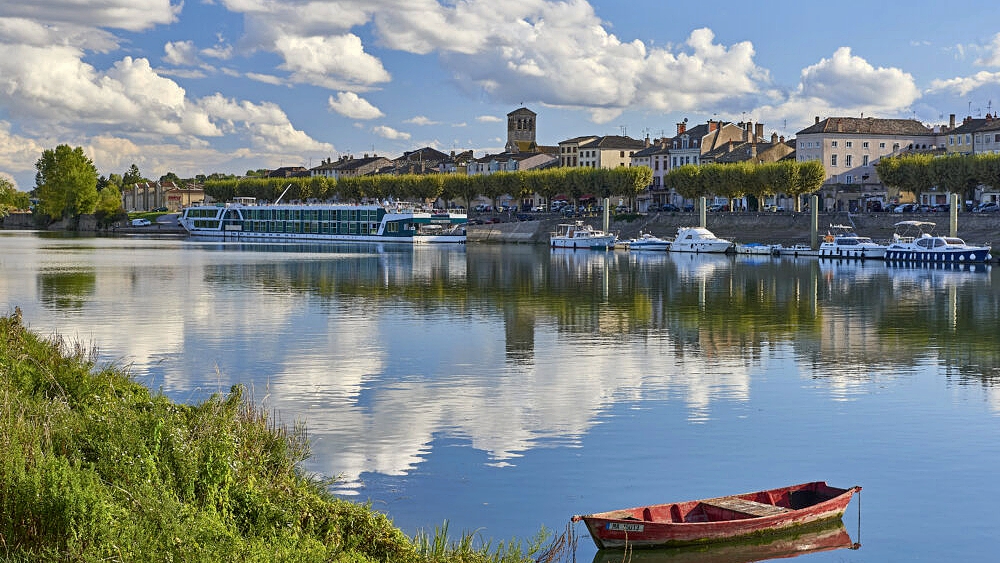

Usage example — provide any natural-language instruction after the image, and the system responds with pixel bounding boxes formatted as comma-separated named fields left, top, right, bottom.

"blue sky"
left=2, top=0, right=1000, bottom=190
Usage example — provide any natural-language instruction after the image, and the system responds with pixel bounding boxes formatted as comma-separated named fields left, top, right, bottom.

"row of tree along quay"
left=873, top=152, right=1000, bottom=204
left=0, top=310, right=575, bottom=562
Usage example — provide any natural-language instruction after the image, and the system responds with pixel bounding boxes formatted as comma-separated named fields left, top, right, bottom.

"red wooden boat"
left=572, top=481, right=860, bottom=550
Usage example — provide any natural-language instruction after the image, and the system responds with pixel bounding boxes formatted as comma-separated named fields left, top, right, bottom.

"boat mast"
left=274, top=183, right=293, bottom=205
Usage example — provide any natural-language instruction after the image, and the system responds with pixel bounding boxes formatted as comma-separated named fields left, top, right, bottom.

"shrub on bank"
left=0, top=310, right=566, bottom=562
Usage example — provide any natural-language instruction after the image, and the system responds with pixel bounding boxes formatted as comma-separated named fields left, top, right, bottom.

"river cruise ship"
left=179, top=198, right=467, bottom=243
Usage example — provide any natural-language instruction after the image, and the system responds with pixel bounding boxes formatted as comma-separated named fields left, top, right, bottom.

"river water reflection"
left=3, top=230, right=1000, bottom=561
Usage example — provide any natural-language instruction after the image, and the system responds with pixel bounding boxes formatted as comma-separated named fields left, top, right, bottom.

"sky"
left=3, top=0, right=1000, bottom=191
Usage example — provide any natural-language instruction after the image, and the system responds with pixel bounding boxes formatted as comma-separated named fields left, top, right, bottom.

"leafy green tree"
left=794, top=160, right=826, bottom=210
left=0, top=176, right=30, bottom=217
left=975, top=153, right=1000, bottom=195
left=94, top=185, right=127, bottom=227
left=34, top=145, right=99, bottom=221
left=122, top=163, right=145, bottom=186
left=159, top=171, right=181, bottom=184
left=665, top=165, right=702, bottom=201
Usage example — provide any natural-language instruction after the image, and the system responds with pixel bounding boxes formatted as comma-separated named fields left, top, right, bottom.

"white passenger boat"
left=884, top=221, right=992, bottom=263
left=668, top=226, right=734, bottom=253
left=179, top=198, right=467, bottom=243
left=624, top=232, right=671, bottom=251
left=550, top=221, right=616, bottom=249
left=818, top=225, right=887, bottom=259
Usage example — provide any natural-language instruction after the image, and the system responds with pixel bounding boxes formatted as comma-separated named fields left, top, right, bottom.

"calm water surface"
left=3, top=230, right=1000, bottom=562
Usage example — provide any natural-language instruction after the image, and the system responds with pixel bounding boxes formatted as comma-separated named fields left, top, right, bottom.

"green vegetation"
left=0, top=176, right=31, bottom=217
left=33, top=145, right=99, bottom=222
left=0, top=311, right=570, bottom=562
left=664, top=160, right=824, bottom=212
left=202, top=167, right=654, bottom=211
left=876, top=152, right=1000, bottom=204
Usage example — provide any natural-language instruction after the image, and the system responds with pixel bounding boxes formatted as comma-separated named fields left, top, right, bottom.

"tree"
left=0, top=176, right=30, bottom=217
left=122, top=164, right=145, bottom=187
left=159, top=171, right=181, bottom=184
left=34, top=145, right=99, bottom=221
left=94, top=185, right=126, bottom=227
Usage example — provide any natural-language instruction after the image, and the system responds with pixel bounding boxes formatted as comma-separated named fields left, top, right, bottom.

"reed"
left=0, top=309, right=574, bottom=562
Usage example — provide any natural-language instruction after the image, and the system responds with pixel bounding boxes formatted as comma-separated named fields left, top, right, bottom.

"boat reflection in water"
left=590, top=518, right=858, bottom=563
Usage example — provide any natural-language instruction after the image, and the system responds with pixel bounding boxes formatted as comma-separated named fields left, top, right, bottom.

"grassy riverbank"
left=0, top=310, right=569, bottom=562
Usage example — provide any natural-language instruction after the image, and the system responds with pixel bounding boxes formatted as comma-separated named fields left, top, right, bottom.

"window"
left=846, top=141, right=853, bottom=148
left=863, top=141, right=869, bottom=149
left=949, top=136, right=955, bottom=145
left=879, top=142, right=886, bottom=149
left=845, top=175, right=853, bottom=184
left=620, top=151, right=625, bottom=157
left=863, top=155, right=870, bottom=166
left=831, top=154, right=838, bottom=166
left=966, top=134, right=971, bottom=145
left=845, top=155, right=853, bottom=167
left=831, top=141, right=838, bottom=147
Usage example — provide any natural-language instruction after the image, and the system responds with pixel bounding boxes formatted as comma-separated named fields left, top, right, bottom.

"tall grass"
left=0, top=309, right=579, bottom=562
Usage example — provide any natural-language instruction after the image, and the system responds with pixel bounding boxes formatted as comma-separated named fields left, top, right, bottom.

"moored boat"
left=775, top=244, right=819, bottom=258
left=625, top=232, right=671, bottom=251
left=884, top=220, right=991, bottom=263
left=735, top=242, right=777, bottom=256
left=551, top=221, right=617, bottom=249
left=818, top=225, right=886, bottom=259
left=179, top=198, right=467, bottom=243
left=589, top=517, right=857, bottom=563
left=572, top=481, right=861, bottom=550
left=669, top=227, right=734, bottom=253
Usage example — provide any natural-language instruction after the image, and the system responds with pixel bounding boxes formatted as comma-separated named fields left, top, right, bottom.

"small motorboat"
left=735, top=242, right=777, bottom=256
left=626, top=232, right=671, bottom=251
left=668, top=227, right=734, bottom=253
left=885, top=220, right=991, bottom=263
left=550, top=221, right=616, bottom=250
left=572, top=481, right=860, bottom=550
left=818, top=225, right=886, bottom=259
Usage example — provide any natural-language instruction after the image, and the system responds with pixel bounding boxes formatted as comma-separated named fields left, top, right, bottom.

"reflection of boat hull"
left=589, top=517, right=857, bottom=563
left=573, top=481, right=860, bottom=550
left=885, top=260, right=991, bottom=273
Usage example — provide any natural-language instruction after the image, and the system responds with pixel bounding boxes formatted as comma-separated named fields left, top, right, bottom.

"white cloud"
left=273, top=33, right=391, bottom=90
left=372, top=125, right=410, bottom=140
left=749, top=47, right=921, bottom=132
left=0, top=0, right=181, bottom=32
left=975, top=32, right=1000, bottom=67
left=0, top=17, right=119, bottom=51
left=405, top=116, right=439, bottom=126
left=328, top=92, right=384, bottom=120
left=476, top=115, right=502, bottom=123
left=928, top=71, right=1000, bottom=97
left=164, top=40, right=199, bottom=66
left=0, top=121, right=45, bottom=176
left=198, top=93, right=335, bottom=152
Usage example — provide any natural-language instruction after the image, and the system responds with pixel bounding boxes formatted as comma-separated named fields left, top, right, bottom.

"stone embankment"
left=468, top=211, right=1000, bottom=248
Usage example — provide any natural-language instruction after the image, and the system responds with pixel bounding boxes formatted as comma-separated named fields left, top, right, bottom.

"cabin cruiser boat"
left=885, top=220, right=991, bottom=263
left=818, top=225, right=887, bottom=259
left=550, top=221, right=616, bottom=249
left=668, top=226, right=734, bottom=253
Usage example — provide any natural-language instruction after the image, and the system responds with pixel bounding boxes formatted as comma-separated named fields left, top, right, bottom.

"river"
left=2, top=230, right=999, bottom=562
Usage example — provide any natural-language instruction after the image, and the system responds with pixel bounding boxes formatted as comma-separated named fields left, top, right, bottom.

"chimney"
left=708, top=119, right=718, bottom=132
left=815, top=116, right=820, bottom=124
left=755, top=123, right=764, bottom=141
left=743, top=123, right=750, bottom=142
left=779, top=135, right=785, bottom=143
left=645, top=134, right=650, bottom=147
left=677, top=121, right=686, bottom=135
left=950, top=114, right=956, bottom=129
left=771, top=132, right=778, bottom=144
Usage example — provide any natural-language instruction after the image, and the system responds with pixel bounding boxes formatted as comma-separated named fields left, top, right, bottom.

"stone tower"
left=506, top=107, right=537, bottom=153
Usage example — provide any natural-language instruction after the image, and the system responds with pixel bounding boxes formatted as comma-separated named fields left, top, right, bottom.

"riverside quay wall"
left=467, top=211, right=1000, bottom=248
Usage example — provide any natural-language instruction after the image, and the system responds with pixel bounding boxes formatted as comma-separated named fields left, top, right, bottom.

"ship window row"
left=236, top=221, right=382, bottom=234
left=240, top=209, right=383, bottom=222
left=188, top=209, right=221, bottom=218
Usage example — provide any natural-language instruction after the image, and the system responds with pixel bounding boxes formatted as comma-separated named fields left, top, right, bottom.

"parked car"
left=130, top=218, right=151, bottom=227
left=708, top=204, right=729, bottom=212
left=973, top=202, right=1000, bottom=213
left=766, top=205, right=785, bottom=212
left=661, top=203, right=680, bottom=212
left=932, top=204, right=950, bottom=212
left=532, top=205, right=546, bottom=212
left=893, top=203, right=917, bottom=213
left=152, top=206, right=168, bottom=212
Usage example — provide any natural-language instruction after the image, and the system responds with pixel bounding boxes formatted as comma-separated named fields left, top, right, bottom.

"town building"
left=795, top=116, right=939, bottom=211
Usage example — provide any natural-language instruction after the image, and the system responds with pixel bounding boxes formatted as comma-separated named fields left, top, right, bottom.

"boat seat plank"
left=701, top=497, right=791, bottom=517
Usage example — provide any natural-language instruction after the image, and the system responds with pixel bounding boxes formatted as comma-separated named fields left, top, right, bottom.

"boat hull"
left=818, top=244, right=886, bottom=259
left=775, top=245, right=819, bottom=257
left=885, top=247, right=991, bottom=263
left=573, top=482, right=860, bottom=550
left=551, top=235, right=616, bottom=249
left=669, top=242, right=732, bottom=253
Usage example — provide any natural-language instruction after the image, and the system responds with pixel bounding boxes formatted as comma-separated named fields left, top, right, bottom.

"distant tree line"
left=204, top=166, right=656, bottom=210
left=875, top=153, right=1000, bottom=204
left=663, top=160, right=826, bottom=211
